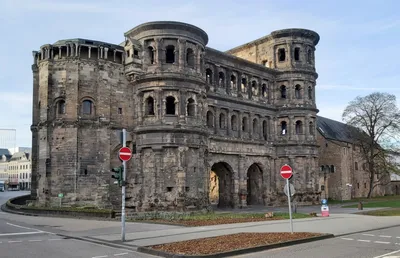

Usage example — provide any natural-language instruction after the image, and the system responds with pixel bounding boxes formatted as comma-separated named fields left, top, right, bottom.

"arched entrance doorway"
left=247, top=163, right=263, bottom=205
left=209, top=162, right=234, bottom=208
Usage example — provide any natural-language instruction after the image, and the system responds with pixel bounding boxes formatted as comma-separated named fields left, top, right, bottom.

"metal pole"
left=287, top=178, right=293, bottom=234
left=121, top=129, right=126, bottom=242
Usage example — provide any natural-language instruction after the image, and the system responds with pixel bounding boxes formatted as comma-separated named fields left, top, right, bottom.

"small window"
left=146, top=97, right=155, bottom=115
left=148, top=46, right=155, bottom=64
left=295, top=85, right=301, bottom=99
left=251, top=81, right=257, bottom=96
left=230, top=75, right=237, bottom=90
left=186, top=48, right=194, bottom=67
left=206, top=68, right=213, bottom=84
left=165, top=96, right=175, bottom=115
left=219, top=113, right=226, bottom=129
left=126, top=50, right=130, bottom=58
left=280, top=85, right=287, bottom=99
left=261, top=84, right=267, bottom=98
left=207, top=111, right=214, bottom=127
left=278, top=48, right=286, bottom=61
left=330, top=165, right=335, bottom=173
left=355, top=162, right=358, bottom=170
left=281, top=121, right=287, bottom=135
left=118, top=108, right=122, bottom=114
left=218, top=72, right=225, bottom=87
left=295, top=120, right=303, bottom=134
left=241, top=78, right=247, bottom=93
left=57, top=100, right=66, bottom=115
left=133, top=49, right=139, bottom=57
left=166, top=45, right=175, bottom=64
left=294, top=47, right=300, bottom=61
left=82, top=100, right=93, bottom=115
left=187, top=98, right=195, bottom=116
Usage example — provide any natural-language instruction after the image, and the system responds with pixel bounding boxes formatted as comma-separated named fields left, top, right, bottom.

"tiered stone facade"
left=31, top=21, right=321, bottom=211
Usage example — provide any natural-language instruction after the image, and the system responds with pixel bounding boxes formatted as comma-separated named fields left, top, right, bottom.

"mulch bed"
left=150, top=232, right=324, bottom=255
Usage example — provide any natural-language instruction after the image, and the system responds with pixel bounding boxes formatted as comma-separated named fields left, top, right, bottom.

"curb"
left=335, top=224, right=400, bottom=237
left=137, top=233, right=335, bottom=258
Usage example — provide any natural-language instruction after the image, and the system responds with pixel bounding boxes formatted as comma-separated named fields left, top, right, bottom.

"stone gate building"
left=31, top=21, right=321, bottom=211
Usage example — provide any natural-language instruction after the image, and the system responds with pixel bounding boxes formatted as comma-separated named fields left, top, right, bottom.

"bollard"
left=358, top=201, right=363, bottom=210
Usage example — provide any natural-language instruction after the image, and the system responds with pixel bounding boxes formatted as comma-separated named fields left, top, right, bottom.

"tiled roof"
left=316, top=116, right=366, bottom=143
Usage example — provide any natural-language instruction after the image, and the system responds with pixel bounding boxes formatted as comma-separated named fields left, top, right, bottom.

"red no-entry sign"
left=280, top=164, right=293, bottom=179
left=119, top=147, right=132, bottom=161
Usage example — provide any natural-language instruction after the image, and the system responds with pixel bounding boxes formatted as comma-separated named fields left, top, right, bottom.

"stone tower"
left=31, top=22, right=321, bottom=211
left=123, top=22, right=210, bottom=210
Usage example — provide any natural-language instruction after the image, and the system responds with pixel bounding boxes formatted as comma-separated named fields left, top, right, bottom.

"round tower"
left=124, top=21, right=210, bottom=211
left=267, top=28, right=321, bottom=202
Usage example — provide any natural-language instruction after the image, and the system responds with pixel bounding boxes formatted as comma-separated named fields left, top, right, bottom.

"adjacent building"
left=0, top=149, right=11, bottom=183
left=7, top=152, right=32, bottom=190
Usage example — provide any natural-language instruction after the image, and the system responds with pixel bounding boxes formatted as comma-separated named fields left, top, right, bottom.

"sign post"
left=280, top=164, right=293, bottom=234
left=58, top=193, right=63, bottom=207
left=118, top=129, right=132, bottom=242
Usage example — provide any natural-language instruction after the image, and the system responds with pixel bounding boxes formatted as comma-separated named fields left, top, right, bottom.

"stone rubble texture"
left=30, top=21, right=323, bottom=211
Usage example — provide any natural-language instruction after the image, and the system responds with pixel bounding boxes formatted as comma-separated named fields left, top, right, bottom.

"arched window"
left=230, top=75, right=236, bottom=91
left=295, top=85, right=301, bottom=99
left=148, top=46, right=155, bottom=64
left=263, top=120, right=268, bottom=140
left=308, top=86, right=313, bottom=100
left=186, top=48, right=194, bottom=67
left=145, top=97, right=155, bottom=115
left=261, top=83, right=267, bottom=98
left=219, top=113, right=226, bottom=129
left=218, top=72, right=225, bottom=87
left=295, top=120, right=303, bottom=134
left=165, top=45, right=175, bottom=64
left=207, top=111, right=214, bottom=127
left=56, top=100, right=66, bottom=115
left=330, top=165, right=335, bottom=173
left=231, top=115, right=237, bottom=131
left=206, top=68, right=213, bottom=84
left=82, top=100, right=93, bottom=115
left=309, top=121, right=314, bottom=135
left=241, top=78, right=247, bottom=93
left=281, top=121, right=287, bottom=135
left=251, top=81, right=257, bottom=96
left=280, top=85, right=287, bottom=99
left=187, top=98, right=195, bottom=116
left=252, top=118, right=259, bottom=134
left=278, top=48, right=286, bottom=61
left=165, top=96, right=176, bottom=115
left=242, top=117, right=248, bottom=132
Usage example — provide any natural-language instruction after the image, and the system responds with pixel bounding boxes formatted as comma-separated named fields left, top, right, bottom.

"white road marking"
left=357, top=239, right=371, bottom=242
left=379, top=235, right=392, bottom=238
left=6, top=222, right=43, bottom=232
left=362, top=233, right=375, bottom=236
left=48, top=239, right=62, bottom=241
left=374, top=241, right=391, bottom=244
left=28, top=240, right=42, bottom=242
left=373, top=249, right=400, bottom=258
left=8, top=240, right=22, bottom=243
left=341, top=237, right=354, bottom=240
left=0, top=232, right=43, bottom=237
left=92, top=256, right=108, bottom=258
left=114, top=253, right=129, bottom=256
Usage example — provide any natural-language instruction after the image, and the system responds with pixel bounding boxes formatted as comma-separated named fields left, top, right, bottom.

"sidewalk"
left=89, top=213, right=400, bottom=247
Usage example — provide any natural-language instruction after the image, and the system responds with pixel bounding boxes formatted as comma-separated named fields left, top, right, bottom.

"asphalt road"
left=233, top=226, right=400, bottom=258
left=0, top=191, right=157, bottom=258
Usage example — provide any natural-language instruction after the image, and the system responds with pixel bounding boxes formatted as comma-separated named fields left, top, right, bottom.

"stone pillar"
left=100, top=47, right=103, bottom=59
left=179, top=90, right=186, bottom=123
left=155, top=37, right=162, bottom=67
left=114, top=50, right=116, bottom=62
left=88, top=47, right=91, bottom=59
left=196, top=45, right=201, bottom=74
left=249, top=114, right=253, bottom=139
left=66, top=45, right=69, bottom=57
left=32, top=51, right=38, bottom=65
left=104, top=47, right=109, bottom=60
left=289, top=115, right=294, bottom=140
left=225, top=69, right=231, bottom=95
left=238, top=112, right=242, bottom=138
left=214, top=109, right=219, bottom=135
left=178, top=38, right=185, bottom=70
left=238, top=154, right=246, bottom=208
left=227, top=109, right=232, bottom=136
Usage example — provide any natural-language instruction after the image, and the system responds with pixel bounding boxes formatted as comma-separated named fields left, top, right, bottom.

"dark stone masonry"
left=31, top=21, right=321, bottom=211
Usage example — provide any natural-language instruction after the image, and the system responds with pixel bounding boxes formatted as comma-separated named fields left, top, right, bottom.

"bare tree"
left=342, top=92, right=400, bottom=198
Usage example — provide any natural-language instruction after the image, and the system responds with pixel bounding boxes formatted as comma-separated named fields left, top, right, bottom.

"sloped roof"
left=9, top=152, right=30, bottom=161
left=316, top=116, right=365, bottom=143
left=0, top=149, right=10, bottom=156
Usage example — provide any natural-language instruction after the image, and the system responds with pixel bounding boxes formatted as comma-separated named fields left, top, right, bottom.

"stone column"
left=238, top=154, right=246, bottom=208
left=32, top=51, right=38, bottom=65
left=289, top=115, right=294, bottom=140
left=100, top=47, right=103, bottom=59
left=214, top=109, right=219, bottom=135
left=113, top=50, right=116, bottom=62
left=227, top=109, right=232, bottom=136
left=196, top=45, right=201, bottom=74
left=88, top=47, right=91, bottom=59
left=238, top=112, right=242, bottom=138
left=178, top=38, right=185, bottom=70
left=179, top=90, right=186, bottom=123
left=249, top=113, right=253, bottom=139
left=66, top=45, right=69, bottom=57
left=155, top=37, right=162, bottom=67
left=104, top=47, right=109, bottom=60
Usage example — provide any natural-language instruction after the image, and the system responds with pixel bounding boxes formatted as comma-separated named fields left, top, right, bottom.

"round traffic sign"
left=280, top=164, right=293, bottom=179
left=119, top=147, right=132, bottom=161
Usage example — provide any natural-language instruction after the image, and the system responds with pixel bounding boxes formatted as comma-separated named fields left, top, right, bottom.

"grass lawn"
left=129, top=212, right=312, bottom=226
left=342, top=200, right=400, bottom=208
left=357, top=208, right=400, bottom=216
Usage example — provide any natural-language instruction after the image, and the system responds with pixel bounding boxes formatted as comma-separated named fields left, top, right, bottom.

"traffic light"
left=111, top=166, right=123, bottom=187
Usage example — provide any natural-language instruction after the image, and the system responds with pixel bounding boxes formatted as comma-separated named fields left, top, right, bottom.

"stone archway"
left=209, top=162, right=234, bottom=208
left=247, top=163, right=263, bottom=205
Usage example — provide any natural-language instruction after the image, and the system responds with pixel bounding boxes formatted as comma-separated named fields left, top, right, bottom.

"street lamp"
left=346, top=183, right=353, bottom=200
